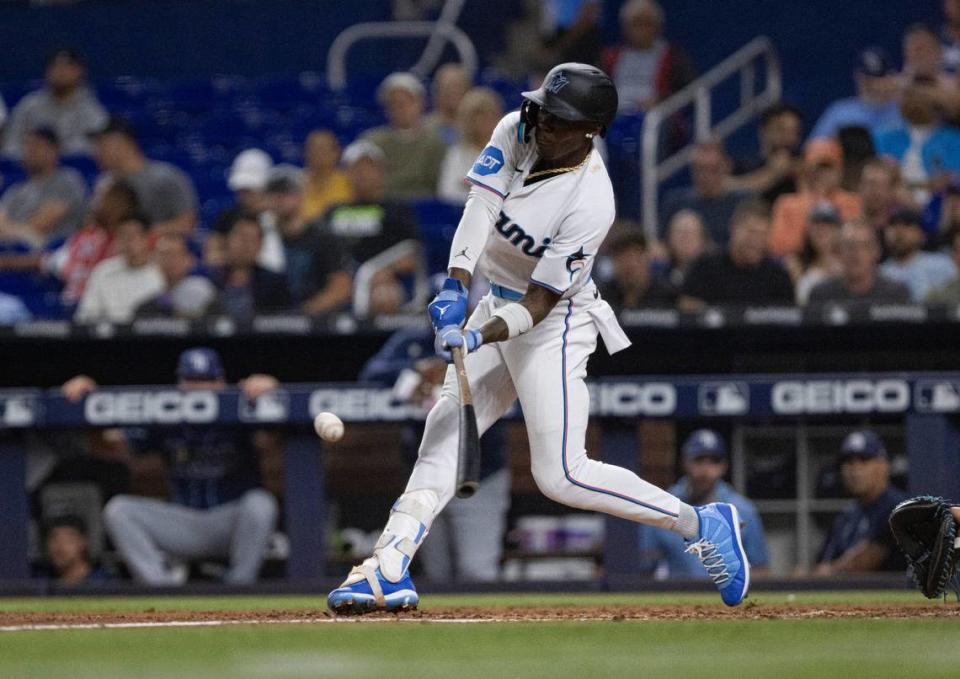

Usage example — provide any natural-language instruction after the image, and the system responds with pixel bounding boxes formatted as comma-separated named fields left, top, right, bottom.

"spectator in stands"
left=437, top=87, right=504, bottom=204
left=769, top=139, right=862, bottom=257
left=1, top=49, right=108, bottom=158
left=730, top=103, right=804, bottom=205
left=815, top=431, right=907, bottom=574
left=214, top=212, right=292, bottom=319
left=663, top=209, right=709, bottom=289
left=362, top=72, right=447, bottom=199
left=208, top=148, right=274, bottom=268
left=321, top=141, right=421, bottom=315
left=0, top=93, right=7, bottom=134
left=300, top=130, right=353, bottom=222
left=859, top=158, right=903, bottom=236
left=92, top=117, right=198, bottom=236
left=660, top=142, right=750, bottom=245
left=810, top=48, right=904, bottom=141
left=268, top=168, right=352, bottom=315
left=41, top=515, right=108, bottom=586
left=44, top=180, right=139, bottom=306
left=880, top=207, right=957, bottom=301
left=874, top=81, right=960, bottom=207
left=66, top=348, right=280, bottom=585
left=807, top=221, right=911, bottom=305
left=903, top=23, right=960, bottom=109
left=602, top=0, right=696, bottom=113
left=267, top=165, right=353, bottom=314
left=944, top=0, right=960, bottom=74
left=646, top=429, right=769, bottom=580
left=135, top=235, right=218, bottom=319
left=359, top=323, right=509, bottom=582
left=74, top=214, right=165, bottom=323
left=679, top=198, right=794, bottom=310
left=426, top=63, right=471, bottom=146
left=0, top=127, right=86, bottom=249
left=790, top=203, right=843, bottom=306
left=926, top=222, right=960, bottom=303
left=600, top=233, right=677, bottom=311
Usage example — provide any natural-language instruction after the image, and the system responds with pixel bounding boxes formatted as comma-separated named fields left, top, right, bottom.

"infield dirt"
left=2, top=601, right=958, bottom=628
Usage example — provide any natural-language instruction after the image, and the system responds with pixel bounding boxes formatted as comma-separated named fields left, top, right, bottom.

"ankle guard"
left=374, top=489, right=439, bottom=583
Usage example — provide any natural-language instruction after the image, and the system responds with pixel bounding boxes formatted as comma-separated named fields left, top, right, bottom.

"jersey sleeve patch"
left=472, top=146, right=505, bottom=176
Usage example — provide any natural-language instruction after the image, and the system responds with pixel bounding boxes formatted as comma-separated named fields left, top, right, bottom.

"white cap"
left=377, top=71, right=426, bottom=104
left=227, top=149, right=273, bottom=192
left=341, top=140, right=385, bottom=166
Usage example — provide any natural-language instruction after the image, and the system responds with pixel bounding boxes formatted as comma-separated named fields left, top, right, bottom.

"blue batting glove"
left=427, top=278, right=468, bottom=331
left=435, top=326, right=483, bottom=362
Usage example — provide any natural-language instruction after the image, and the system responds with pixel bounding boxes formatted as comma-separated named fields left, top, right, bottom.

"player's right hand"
left=427, top=278, right=468, bottom=330
left=434, top=325, right=482, bottom=362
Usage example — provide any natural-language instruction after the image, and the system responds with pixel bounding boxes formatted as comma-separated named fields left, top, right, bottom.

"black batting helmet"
left=521, top=63, right=619, bottom=134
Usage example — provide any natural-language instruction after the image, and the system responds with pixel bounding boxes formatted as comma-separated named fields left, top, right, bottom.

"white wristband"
left=492, top=303, right=534, bottom=339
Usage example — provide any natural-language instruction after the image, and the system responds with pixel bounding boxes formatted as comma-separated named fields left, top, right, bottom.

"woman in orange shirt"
left=769, top=138, right=861, bottom=256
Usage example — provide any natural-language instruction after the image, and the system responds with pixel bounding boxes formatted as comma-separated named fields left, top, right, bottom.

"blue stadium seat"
left=0, top=157, right=26, bottom=193
left=605, top=113, right=646, bottom=221
left=60, top=154, right=99, bottom=186
left=0, top=79, right=42, bottom=108
left=253, top=72, right=327, bottom=111
left=413, top=200, right=463, bottom=275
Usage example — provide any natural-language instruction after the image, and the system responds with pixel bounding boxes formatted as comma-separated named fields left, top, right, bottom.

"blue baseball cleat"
left=327, top=563, right=419, bottom=615
left=686, top=503, right=751, bottom=606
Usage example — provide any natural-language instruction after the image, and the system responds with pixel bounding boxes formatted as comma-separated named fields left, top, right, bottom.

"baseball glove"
left=888, top=496, right=960, bottom=599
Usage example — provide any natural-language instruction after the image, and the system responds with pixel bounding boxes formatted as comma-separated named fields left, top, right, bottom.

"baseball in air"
left=314, top=412, right=345, bottom=442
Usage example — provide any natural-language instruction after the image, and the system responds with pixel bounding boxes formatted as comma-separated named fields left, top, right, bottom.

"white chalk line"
left=0, top=616, right=515, bottom=632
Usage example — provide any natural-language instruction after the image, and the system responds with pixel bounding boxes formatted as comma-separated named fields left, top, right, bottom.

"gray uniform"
left=2, top=86, right=108, bottom=157
left=0, top=167, right=87, bottom=242
left=103, top=490, right=278, bottom=585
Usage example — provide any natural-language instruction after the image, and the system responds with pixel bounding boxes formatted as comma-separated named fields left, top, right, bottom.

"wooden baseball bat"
left=452, top=345, right=480, bottom=498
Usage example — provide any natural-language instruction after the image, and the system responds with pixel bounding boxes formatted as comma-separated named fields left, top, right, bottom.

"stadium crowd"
left=1, top=0, right=939, bottom=587
left=2, top=2, right=960, bottom=324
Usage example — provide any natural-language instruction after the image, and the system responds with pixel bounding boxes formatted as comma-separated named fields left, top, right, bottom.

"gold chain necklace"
left=525, top=154, right=590, bottom=180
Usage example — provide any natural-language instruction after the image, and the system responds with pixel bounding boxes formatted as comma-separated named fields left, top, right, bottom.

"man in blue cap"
left=810, top=48, right=905, bottom=141
left=644, top=429, right=769, bottom=579
left=815, top=430, right=908, bottom=574
left=63, top=347, right=281, bottom=585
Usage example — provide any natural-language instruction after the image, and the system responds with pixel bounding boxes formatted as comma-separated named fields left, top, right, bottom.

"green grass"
left=0, top=592, right=958, bottom=679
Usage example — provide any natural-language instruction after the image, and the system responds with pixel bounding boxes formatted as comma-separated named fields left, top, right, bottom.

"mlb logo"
left=0, top=394, right=37, bottom=427
left=698, top=382, right=749, bottom=416
left=915, top=380, right=960, bottom=412
left=239, top=390, right=289, bottom=422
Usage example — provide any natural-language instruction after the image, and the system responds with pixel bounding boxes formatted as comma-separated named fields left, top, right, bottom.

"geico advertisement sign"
left=771, top=380, right=910, bottom=415
left=589, top=382, right=676, bottom=417
left=309, top=389, right=423, bottom=421
left=85, top=391, right=219, bottom=424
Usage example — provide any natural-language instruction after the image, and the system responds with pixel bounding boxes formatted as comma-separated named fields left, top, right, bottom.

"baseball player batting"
left=328, top=63, right=750, bottom=613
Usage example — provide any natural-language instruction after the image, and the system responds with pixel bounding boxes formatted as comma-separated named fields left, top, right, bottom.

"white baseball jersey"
left=451, top=111, right=616, bottom=299
left=357, top=111, right=689, bottom=592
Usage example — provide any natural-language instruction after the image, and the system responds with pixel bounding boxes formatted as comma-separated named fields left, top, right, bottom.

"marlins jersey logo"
left=565, top=247, right=589, bottom=280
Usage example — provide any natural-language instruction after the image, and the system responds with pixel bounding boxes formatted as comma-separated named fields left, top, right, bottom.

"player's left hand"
left=435, top=326, right=483, bottom=362
left=427, top=278, right=468, bottom=331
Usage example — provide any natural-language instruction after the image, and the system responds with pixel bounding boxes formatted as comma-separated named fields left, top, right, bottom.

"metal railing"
left=352, top=239, right=430, bottom=318
left=326, top=0, right=477, bottom=91
left=640, top=36, right=782, bottom=241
